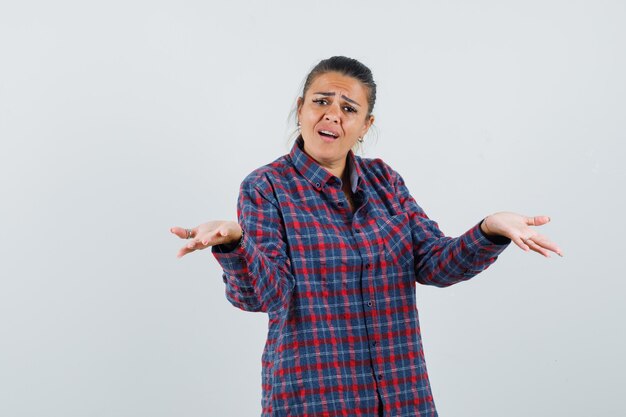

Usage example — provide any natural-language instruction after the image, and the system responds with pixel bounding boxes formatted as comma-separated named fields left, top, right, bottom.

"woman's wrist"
left=219, top=228, right=244, bottom=252
left=479, top=216, right=511, bottom=245
left=235, top=229, right=245, bottom=248
left=480, top=216, right=494, bottom=236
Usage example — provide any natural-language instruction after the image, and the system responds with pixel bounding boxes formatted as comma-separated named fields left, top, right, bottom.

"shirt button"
left=366, top=263, right=371, bottom=269
left=378, top=374, right=383, bottom=380
left=372, top=341, right=377, bottom=347
left=315, top=182, right=321, bottom=188
left=355, top=228, right=361, bottom=233
left=367, top=301, right=373, bottom=307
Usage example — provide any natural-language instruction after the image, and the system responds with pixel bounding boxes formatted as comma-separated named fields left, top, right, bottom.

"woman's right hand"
left=170, top=221, right=242, bottom=258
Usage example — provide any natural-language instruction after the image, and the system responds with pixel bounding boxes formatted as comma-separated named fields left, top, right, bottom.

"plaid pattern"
left=213, top=138, right=508, bottom=416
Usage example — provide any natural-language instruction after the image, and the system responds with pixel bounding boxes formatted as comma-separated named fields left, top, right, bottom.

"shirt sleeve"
left=393, top=170, right=510, bottom=287
left=212, top=177, right=295, bottom=313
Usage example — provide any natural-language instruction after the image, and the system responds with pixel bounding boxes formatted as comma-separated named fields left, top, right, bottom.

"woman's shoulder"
left=356, top=155, right=401, bottom=184
left=240, top=154, right=294, bottom=193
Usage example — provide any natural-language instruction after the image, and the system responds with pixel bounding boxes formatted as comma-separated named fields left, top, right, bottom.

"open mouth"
left=318, top=130, right=339, bottom=140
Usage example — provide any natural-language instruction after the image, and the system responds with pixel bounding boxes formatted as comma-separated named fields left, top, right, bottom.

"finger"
left=198, top=233, right=211, bottom=246
left=196, top=230, right=220, bottom=246
left=528, top=234, right=564, bottom=257
left=212, top=228, right=230, bottom=243
left=525, top=238, right=550, bottom=257
left=187, top=239, right=209, bottom=250
left=526, top=216, right=550, bottom=227
left=512, top=236, right=530, bottom=252
left=177, top=245, right=197, bottom=258
left=170, top=226, right=196, bottom=240
left=178, top=238, right=213, bottom=257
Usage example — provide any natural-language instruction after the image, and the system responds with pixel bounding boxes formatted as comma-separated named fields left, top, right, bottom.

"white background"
left=1, top=1, right=624, bottom=416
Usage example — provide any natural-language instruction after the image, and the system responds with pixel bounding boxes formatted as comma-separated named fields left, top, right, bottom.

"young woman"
left=171, top=56, right=561, bottom=417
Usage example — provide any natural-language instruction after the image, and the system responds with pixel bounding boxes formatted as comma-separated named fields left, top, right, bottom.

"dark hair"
left=301, top=56, right=377, bottom=116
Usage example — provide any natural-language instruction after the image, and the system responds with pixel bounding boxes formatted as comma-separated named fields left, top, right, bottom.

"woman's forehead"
left=307, top=72, right=368, bottom=102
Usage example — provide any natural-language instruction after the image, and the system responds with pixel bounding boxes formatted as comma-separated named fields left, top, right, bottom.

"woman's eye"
left=343, top=106, right=357, bottom=113
left=313, top=99, right=328, bottom=105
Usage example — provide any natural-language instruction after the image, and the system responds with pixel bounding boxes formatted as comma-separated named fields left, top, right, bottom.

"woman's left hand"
left=481, top=212, right=563, bottom=257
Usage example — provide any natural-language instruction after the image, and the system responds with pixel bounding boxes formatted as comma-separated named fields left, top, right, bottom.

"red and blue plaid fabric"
left=213, top=138, right=509, bottom=417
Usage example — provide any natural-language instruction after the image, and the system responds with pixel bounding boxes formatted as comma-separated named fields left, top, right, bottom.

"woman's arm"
left=392, top=170, right=561, bottom=287
left=171, top=176, right=295, bottom=313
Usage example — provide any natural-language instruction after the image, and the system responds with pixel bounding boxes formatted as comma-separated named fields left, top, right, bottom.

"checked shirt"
left=212, top=137, right=509, bottom=416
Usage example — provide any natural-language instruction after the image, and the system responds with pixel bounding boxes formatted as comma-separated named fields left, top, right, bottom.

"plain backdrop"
left=1, top=1, right=624, bottom=416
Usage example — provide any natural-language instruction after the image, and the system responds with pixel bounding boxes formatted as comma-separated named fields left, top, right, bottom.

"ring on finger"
left=185, top=228, right=193, bottom=239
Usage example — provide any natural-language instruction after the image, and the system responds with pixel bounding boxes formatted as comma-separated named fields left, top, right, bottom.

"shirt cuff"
left=212, top=231, right=253, bottom=276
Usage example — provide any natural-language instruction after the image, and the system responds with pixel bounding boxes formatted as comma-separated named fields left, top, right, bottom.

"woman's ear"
left=361, top=114, right=375, bottom=137
left=297, top=97, right=303, bottom=120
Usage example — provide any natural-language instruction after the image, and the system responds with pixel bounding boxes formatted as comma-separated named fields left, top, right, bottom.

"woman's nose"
left=324, top=105, right=340, bottom=123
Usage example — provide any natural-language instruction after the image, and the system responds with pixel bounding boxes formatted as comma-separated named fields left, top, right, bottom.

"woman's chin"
left=318, top=133, right=339, bottom=144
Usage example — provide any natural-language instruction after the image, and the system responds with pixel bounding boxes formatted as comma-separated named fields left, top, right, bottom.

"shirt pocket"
left=376, top=213, right=414, bottom=268
left=289, top=225, right=350, bottom=296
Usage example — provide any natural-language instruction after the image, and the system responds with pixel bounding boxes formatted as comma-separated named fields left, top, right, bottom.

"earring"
left=358, top=136, right=364, bottom=143
left=297, top=121, right=301, bottom=130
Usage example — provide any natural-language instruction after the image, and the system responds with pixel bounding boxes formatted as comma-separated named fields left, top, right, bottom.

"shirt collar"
left=289, top=136, right=362, bottom=193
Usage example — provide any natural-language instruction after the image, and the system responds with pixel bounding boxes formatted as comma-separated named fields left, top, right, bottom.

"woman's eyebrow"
left=313, top=92, right=361, bottom=107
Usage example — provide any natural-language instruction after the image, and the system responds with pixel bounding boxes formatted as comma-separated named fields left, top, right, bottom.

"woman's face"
left=297, top=72, right=374, bottom=174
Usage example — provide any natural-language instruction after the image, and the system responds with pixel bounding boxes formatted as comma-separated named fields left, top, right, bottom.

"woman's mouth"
left=318, top=129, right=339, bottom=141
